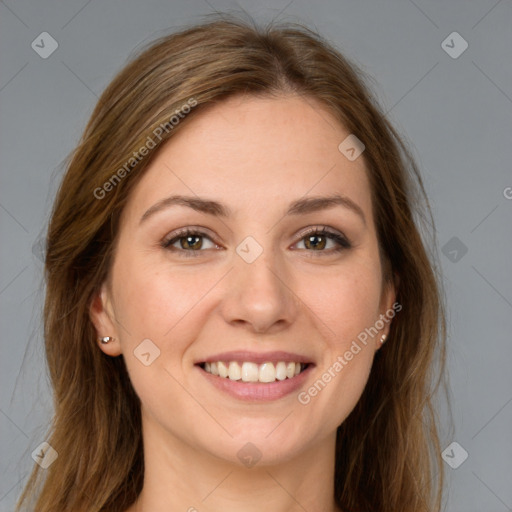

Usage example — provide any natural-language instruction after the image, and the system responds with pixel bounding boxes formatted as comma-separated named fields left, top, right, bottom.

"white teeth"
left=228, top=361, right=241, bottom=380
left=241, top=362, right=259, bottom=382
left=275, top=361, right=287, bottom=381
left=259, top=362, right=276, bottom=383
left=218, top=361, right=228, bottom=378
left=202, top=361, right=306, bottom=383
left=286, top=362, right=296, bottom=379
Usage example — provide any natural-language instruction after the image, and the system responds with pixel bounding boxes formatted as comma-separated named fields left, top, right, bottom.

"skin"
left=90, top=94, right=396, bottom=512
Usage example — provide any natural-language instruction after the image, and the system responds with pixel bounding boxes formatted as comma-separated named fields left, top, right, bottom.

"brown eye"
left=162, top=229, right=218, bottom=256
left=303, top=233, right=328, bottom=250
left=295, top=227, right=351, bottom=253
left=178, top=234, right=203, bottom=250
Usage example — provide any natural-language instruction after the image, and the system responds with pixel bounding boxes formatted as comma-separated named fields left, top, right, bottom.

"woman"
left=17, top=15, right=447, bottom=512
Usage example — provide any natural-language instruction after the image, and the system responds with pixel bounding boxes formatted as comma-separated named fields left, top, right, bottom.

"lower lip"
left=197, top=364, right=314, bottom=402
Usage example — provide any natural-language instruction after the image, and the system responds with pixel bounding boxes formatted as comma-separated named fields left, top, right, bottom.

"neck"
left=128, top=412, right=341, bottom=512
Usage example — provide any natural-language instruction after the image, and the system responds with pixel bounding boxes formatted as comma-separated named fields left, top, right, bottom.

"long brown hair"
left=17, top=14, right=448, bottom=512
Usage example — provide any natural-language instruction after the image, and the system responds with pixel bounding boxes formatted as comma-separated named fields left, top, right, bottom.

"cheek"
left=110, top=255, right=224, bottom=400
left=303, top=256, right=383, bottom=346
left=294, top=253, right=382, bottom=424
left=110, top=259, right=199, bottom=411
left=112, top=253, right=218, bottom=339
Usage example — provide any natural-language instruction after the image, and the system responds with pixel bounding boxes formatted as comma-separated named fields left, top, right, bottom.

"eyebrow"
left=139, top=193, right=366, bottom=225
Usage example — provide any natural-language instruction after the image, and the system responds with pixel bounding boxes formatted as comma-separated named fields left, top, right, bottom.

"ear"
left=376, top=272, right=400, bottom=350
left=89, top=282, right=122, bottom=357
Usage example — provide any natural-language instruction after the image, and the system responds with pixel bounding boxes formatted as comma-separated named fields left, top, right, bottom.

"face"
left=90, top=94, right=396, bottom=465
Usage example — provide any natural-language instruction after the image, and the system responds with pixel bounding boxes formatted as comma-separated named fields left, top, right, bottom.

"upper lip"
left=196, top=350, right=314, bottom=365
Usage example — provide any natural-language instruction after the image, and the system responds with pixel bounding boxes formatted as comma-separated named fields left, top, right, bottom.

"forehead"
left=123, top=94, right=373, bottom=225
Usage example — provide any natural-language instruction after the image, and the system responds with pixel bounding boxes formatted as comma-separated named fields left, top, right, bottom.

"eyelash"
left=161, top=226, right=351, bottom=258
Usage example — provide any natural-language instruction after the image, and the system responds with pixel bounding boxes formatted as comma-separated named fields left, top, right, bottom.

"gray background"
left=1, top=1, right=511, bottom=511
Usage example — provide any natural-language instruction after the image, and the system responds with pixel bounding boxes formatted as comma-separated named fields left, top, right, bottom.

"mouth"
left=194, top=351, right=314, bottom=401
left=197, top=360, right=311, bottom=383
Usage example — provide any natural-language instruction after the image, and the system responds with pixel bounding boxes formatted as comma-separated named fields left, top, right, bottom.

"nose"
left=219, top=249, right=299, bottom=334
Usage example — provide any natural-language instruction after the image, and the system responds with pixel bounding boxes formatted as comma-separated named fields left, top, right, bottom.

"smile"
left=195, top=350, right=314, bottom=401
left=200, top=361, right=309, bottom=383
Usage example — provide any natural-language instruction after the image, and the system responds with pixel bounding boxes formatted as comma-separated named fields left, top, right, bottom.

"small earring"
left=98, top=336, right=115, bottom=344
left=380, top=334, right=387, bottom=345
